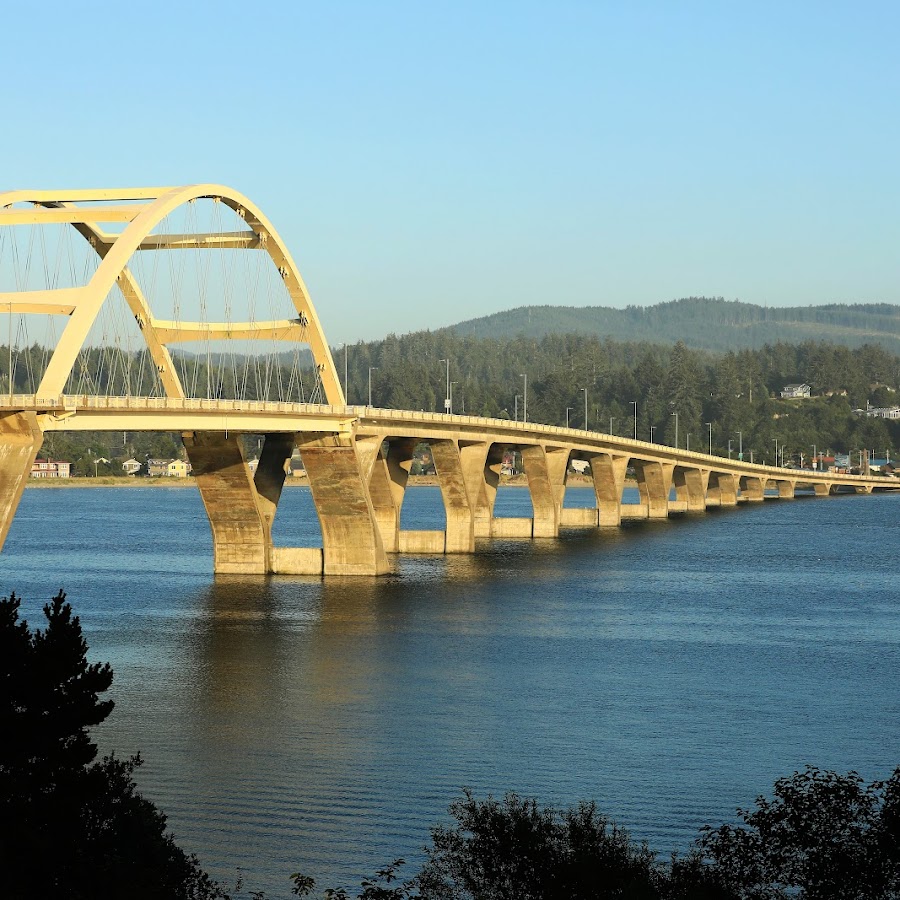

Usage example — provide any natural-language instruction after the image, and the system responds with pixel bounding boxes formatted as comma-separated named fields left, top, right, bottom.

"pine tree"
left=0, top=591, right=223, bottom=900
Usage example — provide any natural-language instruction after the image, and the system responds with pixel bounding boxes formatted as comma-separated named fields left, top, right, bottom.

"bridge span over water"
left=0, top=185, right=897, bottom=574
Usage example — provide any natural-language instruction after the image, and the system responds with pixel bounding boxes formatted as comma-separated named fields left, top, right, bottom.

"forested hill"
left=446, top=298, right=900, bottom=354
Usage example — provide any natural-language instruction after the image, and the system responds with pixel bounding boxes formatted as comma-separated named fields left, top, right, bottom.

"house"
left=866, top=406, right=900, bottom=419
left=780, top=383, right=811, bottom=399
left=247, top=457, right=259, bottom=475
left=147, top=458, right=171, bottom=477
left=30, top=458, right=71, bottom=478
left=122, top=457, right=141, bottom=476
left=570, top=459, right=590, bottom=475
left=166, top=459, right=191, bottom=478
left=289, top=455, right=306, bottom=477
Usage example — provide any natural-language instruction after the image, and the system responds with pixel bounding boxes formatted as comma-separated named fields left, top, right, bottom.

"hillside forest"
left=23, top=330, right=900, bottom=475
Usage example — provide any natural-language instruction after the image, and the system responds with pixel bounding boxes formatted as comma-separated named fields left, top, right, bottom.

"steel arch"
left=0, top=184, right=344, bottom=404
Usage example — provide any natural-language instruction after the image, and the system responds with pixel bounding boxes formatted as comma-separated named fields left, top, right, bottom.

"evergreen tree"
left=0, top=591, right=223, bottom=900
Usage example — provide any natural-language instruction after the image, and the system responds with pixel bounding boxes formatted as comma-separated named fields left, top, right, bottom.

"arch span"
left=0, top=185, right=344, bottom=404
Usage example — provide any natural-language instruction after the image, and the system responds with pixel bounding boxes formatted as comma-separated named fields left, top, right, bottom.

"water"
left=5, top=484, right=900, bottom=896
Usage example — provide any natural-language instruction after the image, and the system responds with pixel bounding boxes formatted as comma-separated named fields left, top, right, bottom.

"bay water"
left=5, top=484, right=899, bottom=895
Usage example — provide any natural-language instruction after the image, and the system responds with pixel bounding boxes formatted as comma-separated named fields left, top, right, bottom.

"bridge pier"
left=708, top=471, right=738, bottom=507
left=297, top=432, right=390, bottom=575
left=775, top=479, right=796, bottom=499
left=184, top=431, right=272, bottom=574
left=430, top=439, right=478, bottom=552
left=633, top=459, right=673, bottom=518
left=473, top=443, right=504, bottom=538
left=587, top=453, right=628, bottom=526
left=365, top=436, right=416, bottom=553
left=740, top=475, right=765, bottom=502
left=0, top=411, right=43, bottom=551
left=674, top=466, right=708, bottom=512
left=814, top=482, right=832, bottom=496
left=521, top=445, right=569, bottom=537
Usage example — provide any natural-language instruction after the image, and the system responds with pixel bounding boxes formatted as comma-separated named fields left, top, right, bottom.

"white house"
left=866, top=406, right=900, bottom=419
left=780, top=383, right=811, bottom=399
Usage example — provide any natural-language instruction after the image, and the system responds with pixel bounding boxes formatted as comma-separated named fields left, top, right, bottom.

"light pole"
left=728, top=439, right=733, bottom=459
left=609, top=416, right=614, bottom=435
left=630, top=401, right=637, bottom=440
left=368, top=367, right=377, bottom=407
left=773, top=438, right=778, bottom=466
left=514, top=394, right=520, bottom=422
left=706, top=422, right=712, bottom=455
left=686, top=433, right=691, bottom=452
left=671, top=411, right=679, bottom=448
left=582, top=387, right=588, bottom=431
left=343, top=343, right=348, bottom=402
left=735, top=430, right=743, bottom=461
left=439, top=358, right=451, bottom=413
left=566, top=407, right=573, bottom=428
left=520, top=374, right=527, bottom=423
left=650, top=426, right=656, bottom=443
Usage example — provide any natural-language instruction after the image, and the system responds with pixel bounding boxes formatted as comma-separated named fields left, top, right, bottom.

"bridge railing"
left=1, top=394, right=896, bottom=486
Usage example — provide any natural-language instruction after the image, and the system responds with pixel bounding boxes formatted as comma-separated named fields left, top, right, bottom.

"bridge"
left=0, top=184, right=897, bottom=575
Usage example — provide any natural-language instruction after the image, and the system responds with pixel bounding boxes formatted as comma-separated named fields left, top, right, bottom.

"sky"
left=4, top=1, right=900, bottom=343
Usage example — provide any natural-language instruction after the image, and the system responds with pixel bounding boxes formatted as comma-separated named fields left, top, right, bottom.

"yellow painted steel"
left=0, top=184, right=345, bottom=406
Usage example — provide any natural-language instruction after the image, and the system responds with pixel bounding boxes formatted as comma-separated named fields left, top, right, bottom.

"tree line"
left=343, top=332, right=900, bottom=464
left=13, top=331, right=900, bottom=472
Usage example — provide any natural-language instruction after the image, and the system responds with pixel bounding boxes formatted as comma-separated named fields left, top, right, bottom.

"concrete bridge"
left=1, top=185, right=897, bottom=575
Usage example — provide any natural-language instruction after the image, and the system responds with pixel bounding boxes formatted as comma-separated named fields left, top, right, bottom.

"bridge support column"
left=430, top=439, right=477, bottom=553
left=473, top=443, right=504, bottom=538
left=366, top=437, right=416, bottom=553
left=297, top=432, right=390, bottom=575
left=184, top=431, right=272, bottom=574
left=814, top=482, right=832, bottom=497
left=521, top=445, right=569, bottom=537
left=633, top=460, right=673, bottom=518
left=588, top=453, right=628, bottom=526
left=777, top=480, right=796, bottom=499
left=708, top=472, right=738, bottom=506
left=674, top=466, right=707, bottom=511
left=740, top=476, right=765, bottom=502
left=0, top=411, right=43, bottom=551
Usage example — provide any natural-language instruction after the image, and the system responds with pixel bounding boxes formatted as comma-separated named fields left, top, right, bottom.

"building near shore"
left=31, top=458, right=71, bottom=478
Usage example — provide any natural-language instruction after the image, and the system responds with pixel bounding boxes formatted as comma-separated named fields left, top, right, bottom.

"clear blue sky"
left=5, top=2, right=900, bottom=342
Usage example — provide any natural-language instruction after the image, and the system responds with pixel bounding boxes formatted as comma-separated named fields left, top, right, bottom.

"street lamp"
left=650, top=425, right=656, bottom=443
left=705, top=422, right=712, bottom=455
left=582, top=387, right=588, bottom=431
left=368, top=367, right=378, bottom=407
left=630, top=401, right=637, bottom=440
left=514, top=394, right=520, bottom=422
left=671, top=411, right=679, bottom=448
left=439, top=358, right=451, bottom=413
left=686, top=433, right=691, bottom=452
left=520, top=374, right=528, bottom=423
left=342, top=342, right=349, bottom=401
left=728, top=439, right=733, bottom=459
left=735, top=430, right=743, bottom=461
left=609, top=416, right=615, bottom=435
left=566, top=407, right=573, bottom=428
left=773, top=438, right=778, bottom=466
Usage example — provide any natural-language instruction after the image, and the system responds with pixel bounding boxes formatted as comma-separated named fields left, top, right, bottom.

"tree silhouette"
left=0, top=590, right=223, bottom=900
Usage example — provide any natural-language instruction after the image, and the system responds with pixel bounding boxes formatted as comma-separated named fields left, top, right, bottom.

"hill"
left=445, top=298, right=900, bottom=354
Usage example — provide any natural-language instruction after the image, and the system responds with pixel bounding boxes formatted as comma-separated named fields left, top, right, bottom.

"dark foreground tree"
left=697, top=766, right=900, bottom=899
left=415, top=790, right=660, bottom=900
left=0, top=590, right=223, bottom=900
